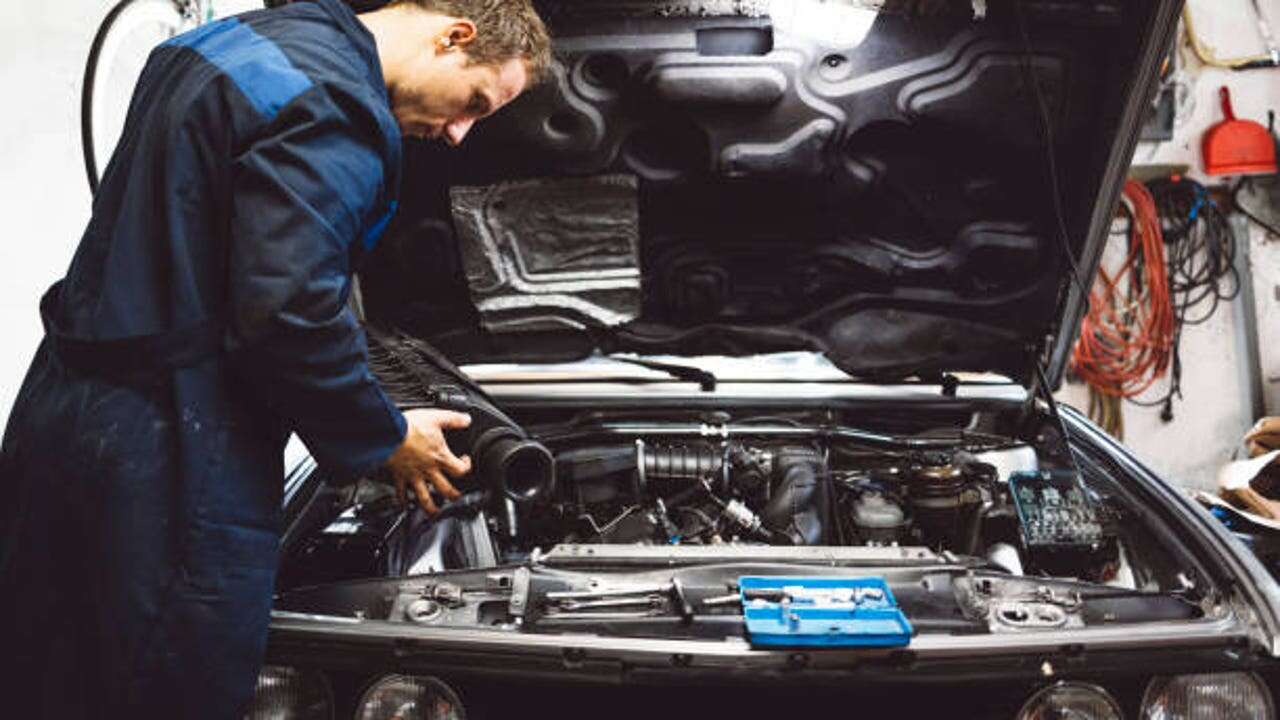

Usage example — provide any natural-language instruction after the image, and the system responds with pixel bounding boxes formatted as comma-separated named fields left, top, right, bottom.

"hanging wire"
left=1129, top=177, right=1242, bottom=420
left=1070, top=180, right=1176, bottom=403
left=1071, top=174, right=1245, bottom=434
left=1087, top=385, right=1125, bottom=440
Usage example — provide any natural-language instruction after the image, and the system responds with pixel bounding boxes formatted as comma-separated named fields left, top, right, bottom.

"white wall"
left=0, top=0, right=258, bottom=437
left=0, top=1, right=97, bottom=430
left=1055, top=0, right=1280, bottom=490
left=0, top=0, right=1276, bottom=489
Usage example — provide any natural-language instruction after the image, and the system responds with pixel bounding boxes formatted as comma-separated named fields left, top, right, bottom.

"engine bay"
left=278, top=385, right=1206, bottom=641
left=279, top=419, right=1209, bottom=645
left=284, top=419, right=1174, bottom=585
left=270, top=333, right=1206, bottom=639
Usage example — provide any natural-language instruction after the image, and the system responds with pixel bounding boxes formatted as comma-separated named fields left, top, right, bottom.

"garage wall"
left=0, top=0, right=258, bottom=436
left=1055, top=0, right=1280, bottom=490
left=0, top=1, right=97, bottom=429
left=0, top=0, right=1276, bottom=491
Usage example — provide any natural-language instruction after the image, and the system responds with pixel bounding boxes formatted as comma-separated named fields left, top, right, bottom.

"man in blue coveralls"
left=0, top=0, right=551, bottom=716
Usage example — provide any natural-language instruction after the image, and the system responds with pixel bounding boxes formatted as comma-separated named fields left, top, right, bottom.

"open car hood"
left=359, top=0, right=1182, bottom=385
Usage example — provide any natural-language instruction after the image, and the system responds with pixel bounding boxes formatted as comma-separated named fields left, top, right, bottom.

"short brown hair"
left=393, top=0, right=553, bottom=81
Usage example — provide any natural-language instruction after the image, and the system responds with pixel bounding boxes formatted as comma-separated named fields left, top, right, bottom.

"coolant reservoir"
left=851, top=491, right=907, bottom=544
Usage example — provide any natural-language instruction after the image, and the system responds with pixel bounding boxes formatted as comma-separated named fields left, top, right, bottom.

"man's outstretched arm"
left=226, top=84, right=467, bottom=510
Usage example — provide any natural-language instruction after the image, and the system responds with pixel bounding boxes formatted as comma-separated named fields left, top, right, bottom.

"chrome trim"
left=269, top=612, right=1244, bottom=666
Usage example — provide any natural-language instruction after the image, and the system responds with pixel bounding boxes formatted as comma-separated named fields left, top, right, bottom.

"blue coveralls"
left=0, top=1, right=406, bottom=716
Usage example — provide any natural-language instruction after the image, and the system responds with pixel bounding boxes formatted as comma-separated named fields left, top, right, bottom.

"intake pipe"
left=366, top=329, right=557, bottom=520
left=760, top=449, right=831, bottom=545
left=473, top=427, right=556, bottom=506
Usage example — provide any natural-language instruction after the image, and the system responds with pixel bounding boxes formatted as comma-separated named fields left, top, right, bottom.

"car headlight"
left=1018, top=682, right=1123, bottom=720
left=243, top=665, right=333, bottom=720
left=1142, top=672, right=1275, bottom=720
left=356, top=674, right=466, bottom=720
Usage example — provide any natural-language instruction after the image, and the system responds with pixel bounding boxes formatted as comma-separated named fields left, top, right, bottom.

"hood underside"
left=359, top=0, right=1179, bottom=384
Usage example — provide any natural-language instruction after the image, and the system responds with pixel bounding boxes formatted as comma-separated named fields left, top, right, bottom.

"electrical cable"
left=1148, top=178, right=1240, bottom=327
left=1130, top=177, right=1241, bottom=420
left=1087, top=384, right=1125, bottom=441
left=1070, top=180, right=1176, bottom=402
left=1071, top=175, right=1244, bottom=431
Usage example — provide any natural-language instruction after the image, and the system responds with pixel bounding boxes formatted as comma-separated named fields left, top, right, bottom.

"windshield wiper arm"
left=608, top=356, right=717, bottom=392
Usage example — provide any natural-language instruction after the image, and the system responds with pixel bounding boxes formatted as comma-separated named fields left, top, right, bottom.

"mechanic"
left=0, top=0, right=550, bottom=717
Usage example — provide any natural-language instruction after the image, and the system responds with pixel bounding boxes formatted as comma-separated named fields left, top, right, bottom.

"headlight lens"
left=243, top=665, right=333, bottom=720
left=1142, top=672, right=1275, bottom=720
left=356, top=674, right=466, bottom=720
left=1017, top=682, right=1123, bottom=720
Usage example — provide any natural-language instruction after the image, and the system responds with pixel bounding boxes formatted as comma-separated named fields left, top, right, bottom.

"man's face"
left=391, top=41, right=530, bottom=146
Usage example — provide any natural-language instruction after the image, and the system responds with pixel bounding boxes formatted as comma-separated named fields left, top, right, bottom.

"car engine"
left=282, top=416, right=1152, bottom=594
left=277, top=332, right=1183, bottom=599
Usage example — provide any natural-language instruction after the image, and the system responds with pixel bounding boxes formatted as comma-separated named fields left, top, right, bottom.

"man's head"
left=361, top=0, right=552, bottom=145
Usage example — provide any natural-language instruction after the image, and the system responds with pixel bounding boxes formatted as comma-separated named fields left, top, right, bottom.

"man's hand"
left=384, top=409, right=473, bottom=514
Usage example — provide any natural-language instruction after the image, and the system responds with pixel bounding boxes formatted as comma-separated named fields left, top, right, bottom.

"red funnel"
left=1203, top=86, right=1277, bottom=176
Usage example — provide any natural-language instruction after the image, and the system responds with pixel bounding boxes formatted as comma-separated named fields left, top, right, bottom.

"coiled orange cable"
left=1070, top=180, right=1176, bottom=399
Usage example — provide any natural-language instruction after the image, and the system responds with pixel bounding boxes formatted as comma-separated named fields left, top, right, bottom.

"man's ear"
left=441, top=19, right=477, bottom=51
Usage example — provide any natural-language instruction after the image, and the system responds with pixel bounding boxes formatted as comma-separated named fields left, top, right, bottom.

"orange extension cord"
left=1070, top=180, right=1176, bottom=401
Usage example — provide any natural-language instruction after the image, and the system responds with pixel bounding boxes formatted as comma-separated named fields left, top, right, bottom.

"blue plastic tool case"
left=738, top=576, right=913, bottom=649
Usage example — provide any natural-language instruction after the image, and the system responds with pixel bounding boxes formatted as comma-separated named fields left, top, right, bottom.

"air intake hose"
left=760, top=449, right=831, bottom=545
left=366, top=329, right=556, bottom=517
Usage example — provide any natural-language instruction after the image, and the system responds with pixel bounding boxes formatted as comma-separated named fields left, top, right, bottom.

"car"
left=241, top=1, right=1280, bottom=718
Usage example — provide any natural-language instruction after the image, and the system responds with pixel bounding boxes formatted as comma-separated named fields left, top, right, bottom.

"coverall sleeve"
left=226, top=85, right=406, bottom=480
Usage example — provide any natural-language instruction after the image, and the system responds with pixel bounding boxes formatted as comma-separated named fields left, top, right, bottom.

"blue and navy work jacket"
left=1, top=1, right=410, bottom=716
left=51, top=0, right=407, bottom=476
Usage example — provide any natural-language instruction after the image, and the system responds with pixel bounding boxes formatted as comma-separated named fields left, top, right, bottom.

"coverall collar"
left=311, top=0, right=391, bottom=107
